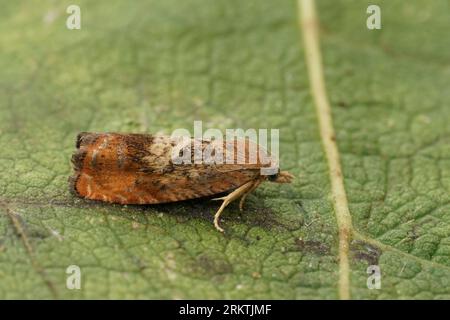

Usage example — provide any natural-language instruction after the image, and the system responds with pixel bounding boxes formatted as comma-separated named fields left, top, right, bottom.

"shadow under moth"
left=70, top=132, right=294, bottom=232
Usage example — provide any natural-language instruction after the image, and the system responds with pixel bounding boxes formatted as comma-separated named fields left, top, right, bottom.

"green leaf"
left=0, top=0, right=449, bottom=299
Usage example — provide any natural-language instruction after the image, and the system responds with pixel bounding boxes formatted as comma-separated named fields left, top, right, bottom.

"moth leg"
left=213, top=180, right=255, bottom=233
left=239, top=180, right=262, bottom=212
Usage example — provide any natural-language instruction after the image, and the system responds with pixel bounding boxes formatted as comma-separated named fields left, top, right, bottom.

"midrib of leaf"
left=298, top=0, right=353, bottom=300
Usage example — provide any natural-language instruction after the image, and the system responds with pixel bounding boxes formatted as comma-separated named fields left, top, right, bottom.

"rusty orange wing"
left=69, top=132, right=271, bottom=205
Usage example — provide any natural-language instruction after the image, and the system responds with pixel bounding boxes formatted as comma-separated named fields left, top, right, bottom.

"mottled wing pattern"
left=70, top=132, right=270, bottom=204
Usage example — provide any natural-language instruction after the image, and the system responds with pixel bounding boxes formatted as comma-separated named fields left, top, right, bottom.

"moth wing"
left=71, top=132, right=161, bottom=204
left=70, top=133, right=262, bottom=204
left=129, top=165, right=260, bottom=203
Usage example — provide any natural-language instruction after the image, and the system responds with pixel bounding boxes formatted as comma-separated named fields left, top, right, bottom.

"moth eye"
left=268, top=174, right=278, bottom=182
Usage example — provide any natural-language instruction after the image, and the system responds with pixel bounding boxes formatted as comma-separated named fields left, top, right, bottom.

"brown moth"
left=70, top=132, right=294, bottom=232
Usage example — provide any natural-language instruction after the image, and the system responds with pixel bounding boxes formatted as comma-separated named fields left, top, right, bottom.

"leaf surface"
left=0, top=0, right=448, bottom=299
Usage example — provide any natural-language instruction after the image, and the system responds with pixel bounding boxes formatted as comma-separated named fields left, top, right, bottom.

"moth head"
left=267, top=171, right=294, bottom=184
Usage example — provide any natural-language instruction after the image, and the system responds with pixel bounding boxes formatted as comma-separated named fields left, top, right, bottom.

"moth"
left=70, top=132, right=294, bottom=232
